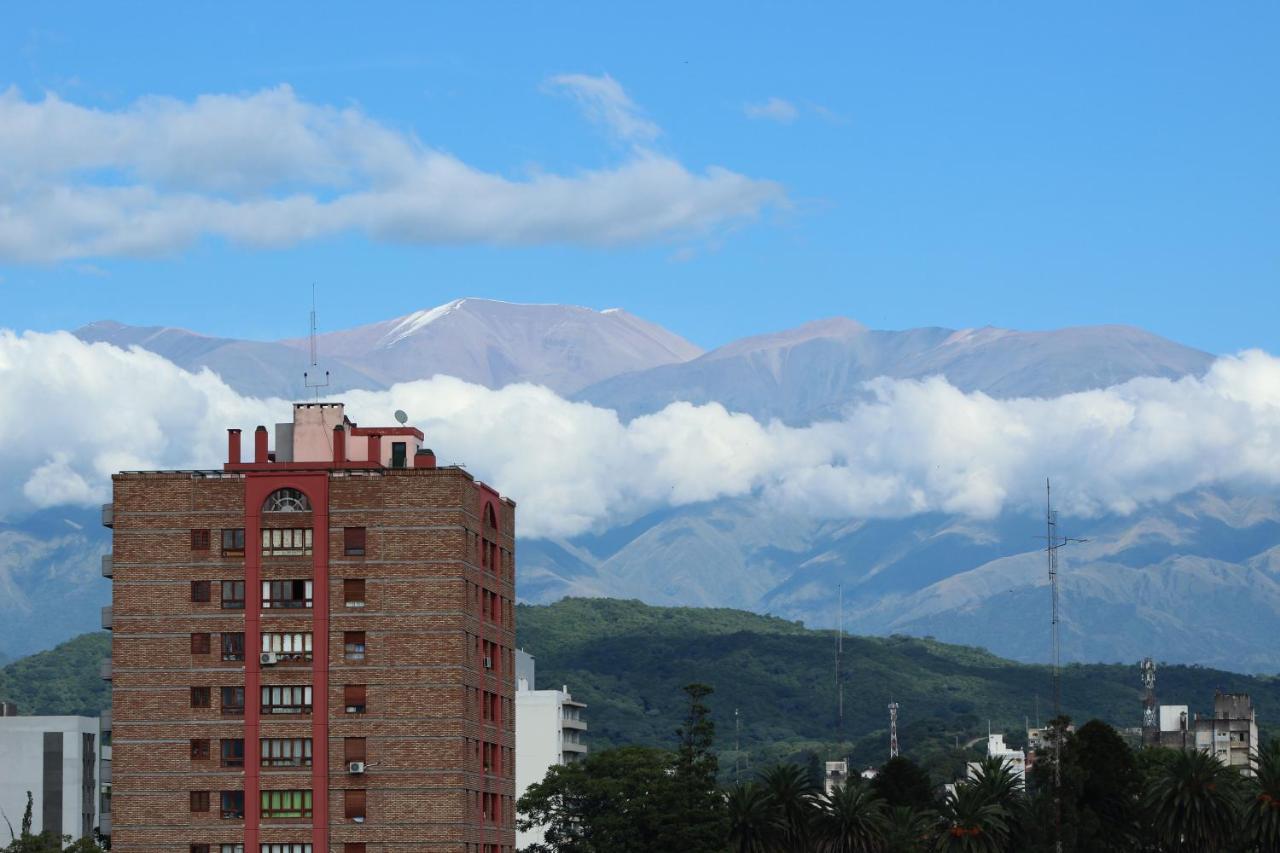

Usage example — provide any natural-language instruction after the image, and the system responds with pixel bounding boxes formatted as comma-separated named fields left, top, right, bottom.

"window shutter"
left=191, top=580, right=210, bottom=602
left=344, top=527, right=366, bottom=556
left=343, top=845, right=367, bottom=853
left=344, top=789, right=366, bottom=819
left=343, top=737, right=367, bottom=762
left=190, top=790, right=209, bottom=812
left=344, top=684, right=366, bottom=712
left=343, top=578, right=366, bottom=605
left=190, top=633, right=210, bottom=654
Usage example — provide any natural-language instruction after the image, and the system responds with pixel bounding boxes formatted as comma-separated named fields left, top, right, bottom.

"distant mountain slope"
left=8, top=601, right=1277, bottom=778
left=76, top=299, right=703, bottom=398
left=576, top=320, right=1215, bottom=423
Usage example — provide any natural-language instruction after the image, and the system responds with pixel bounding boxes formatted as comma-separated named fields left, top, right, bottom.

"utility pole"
left=734, top=708, right=741, bottom=782
left=888, top=702, right=900, bottom=760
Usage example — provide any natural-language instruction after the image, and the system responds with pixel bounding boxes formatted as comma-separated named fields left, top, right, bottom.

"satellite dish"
left=394, top=410, right=408, bottom=425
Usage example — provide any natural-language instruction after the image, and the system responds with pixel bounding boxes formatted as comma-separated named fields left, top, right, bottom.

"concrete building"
left=822, top=761, right=849, bottom=795
left=969, top=733, right=1026, bottom=790
left=0, top=715, right=102, bottom=842
left=1151, top=692, right=1258, bottom=774
left=105, top=402, right=516, bottom=853
left=514, top=650, right=586, bottom=850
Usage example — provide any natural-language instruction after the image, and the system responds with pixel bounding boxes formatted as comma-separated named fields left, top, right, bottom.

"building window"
left=261, top=527, right=313, bottom=557
left=191, top=687, right=211, bottom=708
left=260, top=790, right=312, bottom=819
left=485, top=503, right=497, bottom=529
left=221, top=580, right=245, bottom=609
left=344, top=789, right=366, bottom=822
left=261, top=738, right=312, bottom=767
left=220, top=846, right=244, bottom=853
left=220, top=687, right=245, bottom=716
left=261, top=632, right=312, bottom=662
left=221, top=632, right=245, bottom=662
left=191, top=529, right=211, bottom=550
left=191, top=791, right=210, bottom=812
left=221, top=528, right=245, bottom=556
left=343, top=845, right=366, bottom=853
left=263, top=488, right=311, bottom=512
left=191, top=846, right=211, bottom=853
left=391, top=441, right=407, bottom=469
left=261, top=685, right=312, bottom=715
left=344, top=684, right=366, bottom=714
left=191, top=580, right=211, bottom=603
left=262, top=580, right=312, bottom=609
left=261, top=846, right=312, bottom=853
left=191, top=633, right=211, bottom=654
left=343, top=578, right=365, bottom=607
left=343, top=737, right=366, bottom=764
left=344, top=631, right=366, bottom=662
left=343, top=527, right=366, bottom=556
left=191, top=738, right=211, bottom=760
left=220, top=790, right=244, bottom=820
left=220, top=739, right=245, bottom=768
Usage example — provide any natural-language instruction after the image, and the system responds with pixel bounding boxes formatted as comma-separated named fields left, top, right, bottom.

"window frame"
left=261, top=685, right=313, bottom=715
left=190, top=738, right=211, bottom=760
left=262, top=488, right=311, bottom=512
left=190, top=790, right=210, bottom=812
left=260, top=737, right=313, bottom=768
left=261, top=527, right=313, bottom=557
left=343, top=789, right=366, bottom=821
left=220, top=580, right=245, bottom=610
left=220, top=738, right=245, bottom=769
left=343, top=527, right=366, bottom=557
left=191, top=633, right=211, bottom=655
left=191, top=686, right=211, bottom=709
left=343, top=684, right=366, bottom=714
left=191, top=529, right=211, bottom=551
left=262, top=579, right=313, bottom=609
left=343, top=737, right=366, bottom=764
left=261, top=632, right=313, bottom=663
left=343, top=631, right=366, bottom=663
left=220, top=686, right=245, bottom=716
left=343, top=578, right=366, bottom=607
left=219, top=790, right=245, bottom=820
left=221, top=632, right=245, bottom=662
left=259, top=789, right=313, bottom=820
left=191, top=580, right=211, bottom=603
left=221, top=528, right=245, bottom=556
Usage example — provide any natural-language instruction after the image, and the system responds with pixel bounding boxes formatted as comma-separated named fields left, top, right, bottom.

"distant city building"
left=515, top=650, right=586, bottom=850
left=968, top=733, right=1026, bottom=789
left=1148, top=692, right=1258, bottom=774
left=0, top=715, right=103, bottom=842
left=823, top=760, right=849, bottom=795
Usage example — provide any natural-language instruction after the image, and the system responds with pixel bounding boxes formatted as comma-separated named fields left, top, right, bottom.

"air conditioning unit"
left=347, top=761, right=366, bottom=774
left=482, top=656, right=493, bottom=670
left=260, top=652, right=279, bottom=666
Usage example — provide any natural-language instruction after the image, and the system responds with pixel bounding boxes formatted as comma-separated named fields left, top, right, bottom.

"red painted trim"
left=350, top=426, right=424, bottom=439
left=244, top=473, right=331, bottom=853
left=224, top=461, right=383, bottom=472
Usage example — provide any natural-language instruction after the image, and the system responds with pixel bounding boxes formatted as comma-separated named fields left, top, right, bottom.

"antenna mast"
left=835, top=584, right=844, bottom=738
left=304, top=283, right=330, bottom=401
left=888, top=702, right=900, bottom=759
left=1141, top=658, right=1158, bottom=747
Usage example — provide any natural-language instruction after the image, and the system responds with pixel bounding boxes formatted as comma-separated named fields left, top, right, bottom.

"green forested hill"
left=0, top=631, right=109, bottom=717
left=3, top=599, right=1278, bottom=780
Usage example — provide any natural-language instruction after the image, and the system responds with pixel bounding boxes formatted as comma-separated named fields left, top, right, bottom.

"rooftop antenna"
left=394, top=410, right=409, bottom=426
left=835, top=584, right=844, bottom=739
left=1040, top=478, right=1086, bottom=853
left=304, top=283, right=330, bottom=402
left=734, top=708, right=741, bottom=783
left=888, top=702, right=900, bottom=760
left=1141, top=658, right=1158, bottom=747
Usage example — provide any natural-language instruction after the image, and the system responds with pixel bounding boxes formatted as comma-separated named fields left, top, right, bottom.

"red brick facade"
left=108, top=406, right=516, bottom=853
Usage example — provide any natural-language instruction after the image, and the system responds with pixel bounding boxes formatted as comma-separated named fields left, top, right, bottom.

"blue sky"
left=1, top=2, right=1276, bottom=354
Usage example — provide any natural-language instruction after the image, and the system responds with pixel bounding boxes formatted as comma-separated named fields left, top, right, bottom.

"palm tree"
left=1244, top=740, right=1280, bottom=852
left=883, top=805, right=935, bottom=853
left=1143, top=747, right=1241, bottom=852
left=813, top=781, right=888, bottom=853
left=759, top=763, right=819, bottom=852
left=932, top=782, right=1010, bottom=853
left=726, top=781, right=785, bottom=853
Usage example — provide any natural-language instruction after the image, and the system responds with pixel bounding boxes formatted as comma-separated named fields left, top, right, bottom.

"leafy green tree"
left=59, top=839, right=106, bottom=853
left=0, top=792, right=80, bottom=853
left=725, top=781, right=785, bottom=853
left=1071, top=720, right=1141, bottom=851
left=515, top=745, right=678, bottom=853
left=1143, top=747, right=1241, bottom=852
left=759, top=763, right=819, bottom=852
left=813, top=781, right=888, bottom=853
left=932, top=781, right=1011, bottom=853
left=661, top=683, right=726, bottom=853
left=873, top=757, right=938, bottom=812
left=1243, top=739, right=1280, bottom=851
left=884, top=804, right=935, bottom=853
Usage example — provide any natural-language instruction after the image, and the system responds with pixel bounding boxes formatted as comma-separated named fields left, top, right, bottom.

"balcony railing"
left=101, top=503, right=113, bottom=528
left=99, top=659, right=112, bottom=681
left=100, top=606, right=112, bottom=630
left=100, top=555, right=113, bottom=579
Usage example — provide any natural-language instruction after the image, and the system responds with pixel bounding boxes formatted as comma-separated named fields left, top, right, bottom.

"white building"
left=968, top=732, right=1026, bottom=790
left=515, top=650, right=587, bottom=850
left=0, top=714, right=103, bottom=842
left=823, top=760, right=849, bottom=795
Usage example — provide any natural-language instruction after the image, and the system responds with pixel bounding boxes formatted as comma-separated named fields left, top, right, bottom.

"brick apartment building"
left=103, top=403, right=516, bottom=853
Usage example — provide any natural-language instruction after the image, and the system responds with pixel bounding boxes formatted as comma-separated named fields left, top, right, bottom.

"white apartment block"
left=515, top=650, right=586, bottom=850
left=0, top=713, right=104, bottom=843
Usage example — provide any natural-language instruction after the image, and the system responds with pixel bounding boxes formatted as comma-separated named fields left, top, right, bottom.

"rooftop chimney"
left=227, top=429, right=241, bottom=465
left=254, top=425, right=269, bottom=464
left=333, top=424, right=346, bottom=464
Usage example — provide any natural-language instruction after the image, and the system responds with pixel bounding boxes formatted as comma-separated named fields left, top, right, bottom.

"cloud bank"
left=1, top=330, right=1278, bottom=537
left=0, top=80, right=783, bottom=262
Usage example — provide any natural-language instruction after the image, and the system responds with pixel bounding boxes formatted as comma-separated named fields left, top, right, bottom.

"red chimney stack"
left=227, top=429, right=241, bottom=465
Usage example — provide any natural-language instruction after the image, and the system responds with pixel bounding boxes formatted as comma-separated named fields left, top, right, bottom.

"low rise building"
left=1149, top=692, right=1257, bottom=774
left=0, top=714, right=103, bottom=843
left=515, top=650, right=586, bottom=850
left=969, top=733, right=1026, bottom=789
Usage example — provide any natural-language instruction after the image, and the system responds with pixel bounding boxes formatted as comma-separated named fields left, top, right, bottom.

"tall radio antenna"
left=1041, top=478, right=1086, bottom=853
left=888, top=702, right=900, bottom=760
left=835, top=584, right=844, bottom=738
left=304, top=283, right=330, bottom=401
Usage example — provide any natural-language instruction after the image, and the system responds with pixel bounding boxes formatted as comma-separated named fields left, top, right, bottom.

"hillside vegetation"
left=3, top=599, right=1277, bottom=777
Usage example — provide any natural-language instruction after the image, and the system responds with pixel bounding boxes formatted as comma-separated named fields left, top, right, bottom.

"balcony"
left=101, top=503, right=113, bottom=528
left=100, top=555, right=113, bottom=579
left=99, top=760, right=111, bottom=783
left=99, top=659, right=112, bottom=681
left=562, top=717, right=587, bottom=732
left=100, top=606, right=112, bottom=631
left=98, top=813, right=110, bottom=838
left=562, top=740, right=588, bottom=755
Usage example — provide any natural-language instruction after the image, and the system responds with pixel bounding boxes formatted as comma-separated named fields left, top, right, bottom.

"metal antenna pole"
left=734, top=708, right=741, bottom=783
left=888, top=702, right=900, bottom=760
left=836, top=584, right=844, bottom=738
left=304, top=283, right=330, bottom=402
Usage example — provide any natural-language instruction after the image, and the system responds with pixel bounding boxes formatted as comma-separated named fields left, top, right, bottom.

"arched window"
left=263, top=488, right=311, bottom=512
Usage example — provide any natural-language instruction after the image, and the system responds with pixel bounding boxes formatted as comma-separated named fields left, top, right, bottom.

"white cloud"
left=744, top=97, right=800, bottom=123
left=546, top=73, right=660, bottom=143
left=1, top=330, right=1279, bottom=538
left=0, top=83, right=782, bottom=262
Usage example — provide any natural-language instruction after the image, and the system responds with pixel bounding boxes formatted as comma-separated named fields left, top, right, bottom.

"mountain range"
left=2, top=297, right=1273, bottom=673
